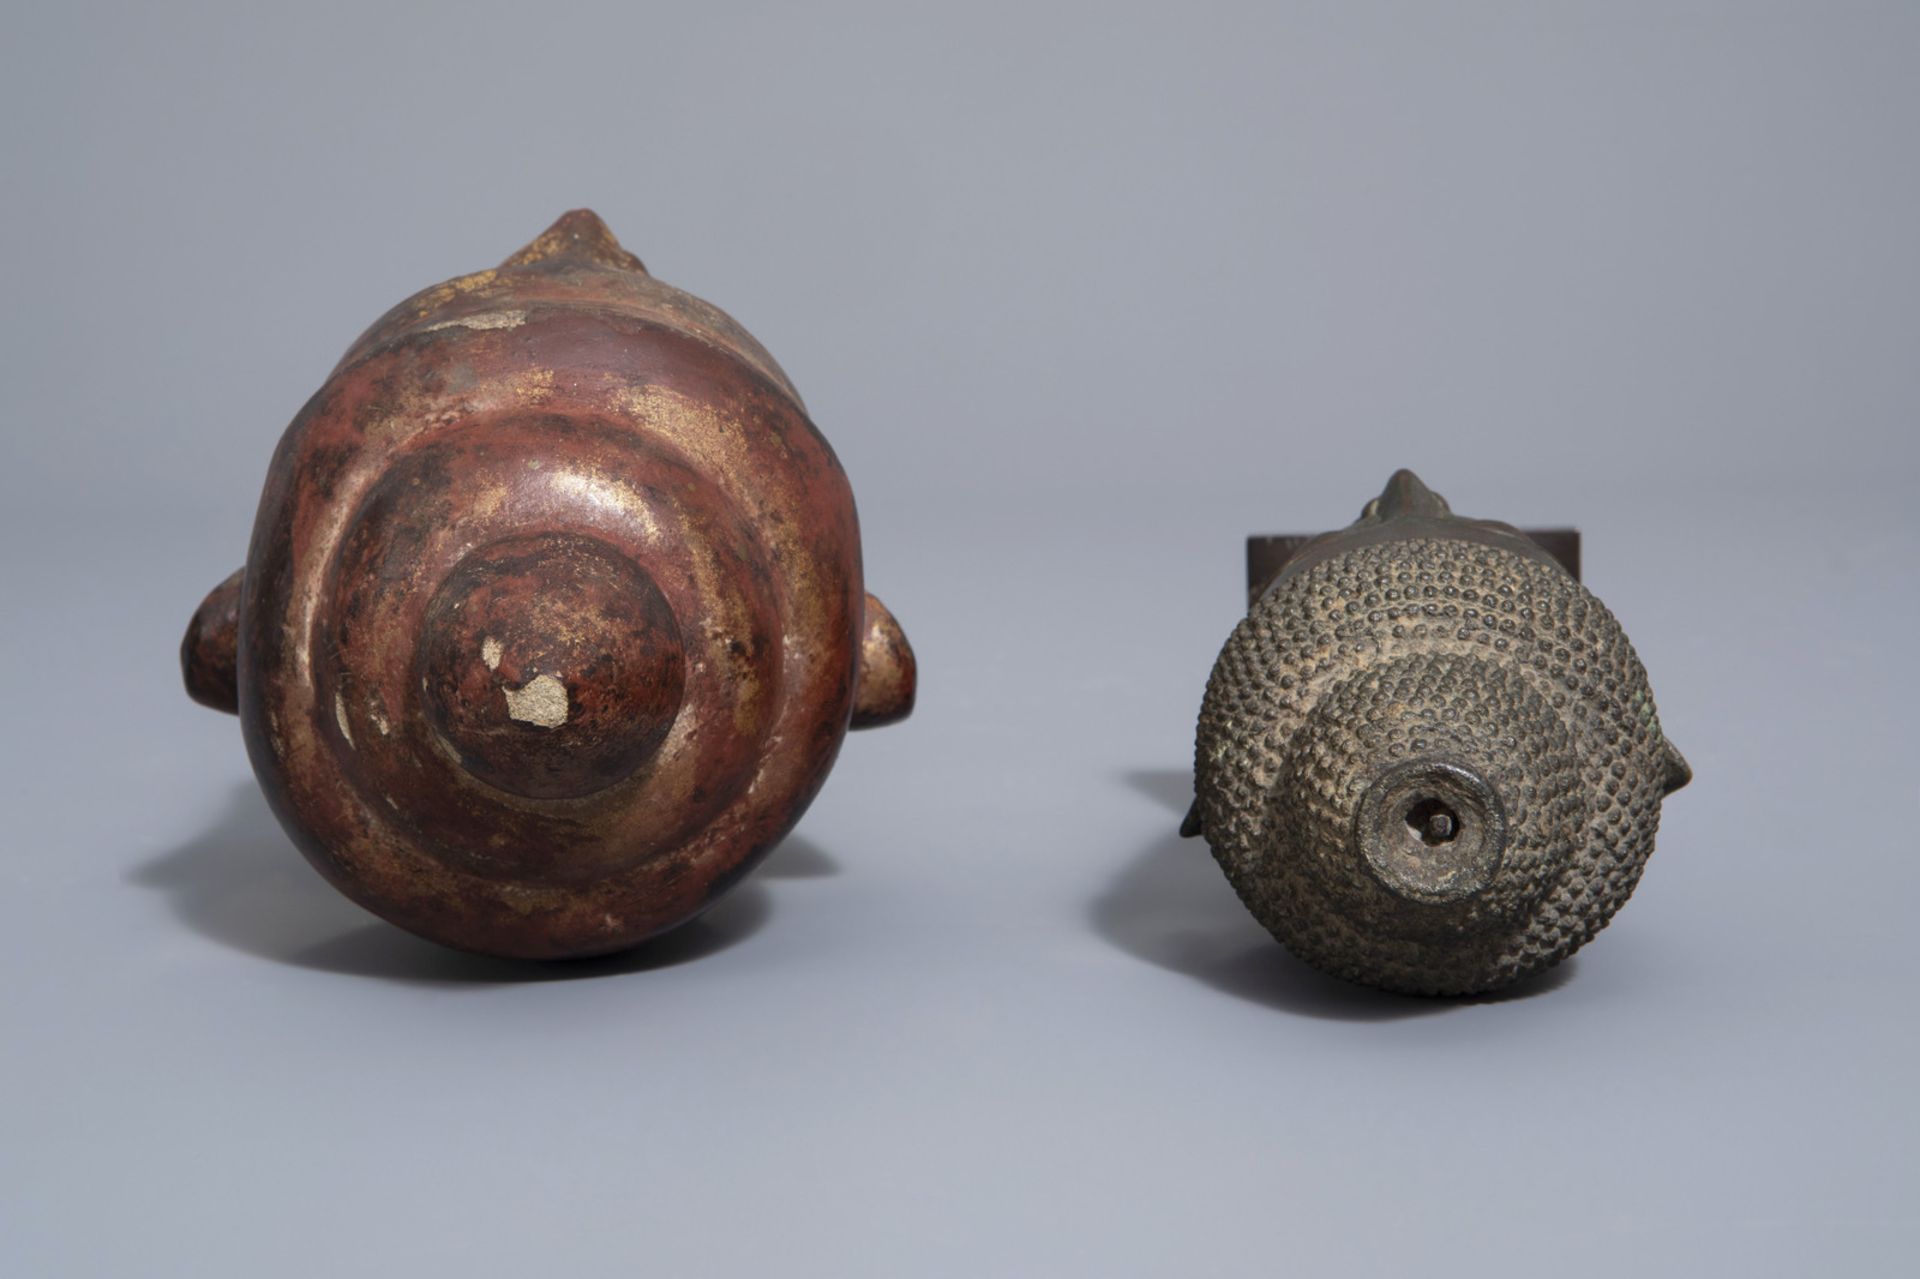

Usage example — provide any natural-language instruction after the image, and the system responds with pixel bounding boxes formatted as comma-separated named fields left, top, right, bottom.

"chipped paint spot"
left=424, top=309, right=527, bottom=333
left=334, top=691, right=354, bottom=747
left=481, top=636, right=503, bottom=670
left=504, top=673, right=568, bottom=728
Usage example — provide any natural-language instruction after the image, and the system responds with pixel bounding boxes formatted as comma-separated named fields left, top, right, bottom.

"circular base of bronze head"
left=1354, top=759, right=1506, bottom=904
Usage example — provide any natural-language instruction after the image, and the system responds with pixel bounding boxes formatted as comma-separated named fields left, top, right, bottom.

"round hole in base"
left=1405, top=796, right=1459, bottom=845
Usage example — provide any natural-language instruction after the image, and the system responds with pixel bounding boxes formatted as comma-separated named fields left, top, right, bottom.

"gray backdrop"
left=3, top=3, right=1915, bottom=1274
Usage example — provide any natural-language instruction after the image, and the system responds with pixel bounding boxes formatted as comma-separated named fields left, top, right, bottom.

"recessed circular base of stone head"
left=1190, top=470, right=1690, bottom=996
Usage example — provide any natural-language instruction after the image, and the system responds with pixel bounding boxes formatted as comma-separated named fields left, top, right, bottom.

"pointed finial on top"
left=500, top=209, right=648, bottom=274
left=1362, top=469, right=1451, bottom=523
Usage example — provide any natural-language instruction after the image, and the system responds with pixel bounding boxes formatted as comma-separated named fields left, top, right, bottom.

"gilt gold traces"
left=410, top=269, right=501, bottom=319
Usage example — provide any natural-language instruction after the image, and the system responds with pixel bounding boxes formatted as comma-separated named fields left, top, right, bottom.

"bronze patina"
left=183, top=210, right=915, bottom=960
left=1187, top=471, right=1688, bottom=995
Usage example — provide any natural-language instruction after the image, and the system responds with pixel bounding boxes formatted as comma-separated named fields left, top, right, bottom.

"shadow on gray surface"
left=1092, top=769, right=1575, bottom=1020
left=132, top=783, right=840, bottom=986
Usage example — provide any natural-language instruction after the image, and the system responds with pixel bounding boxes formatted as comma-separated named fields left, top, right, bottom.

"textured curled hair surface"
left=1192, top=471, right=1690, bottom=996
